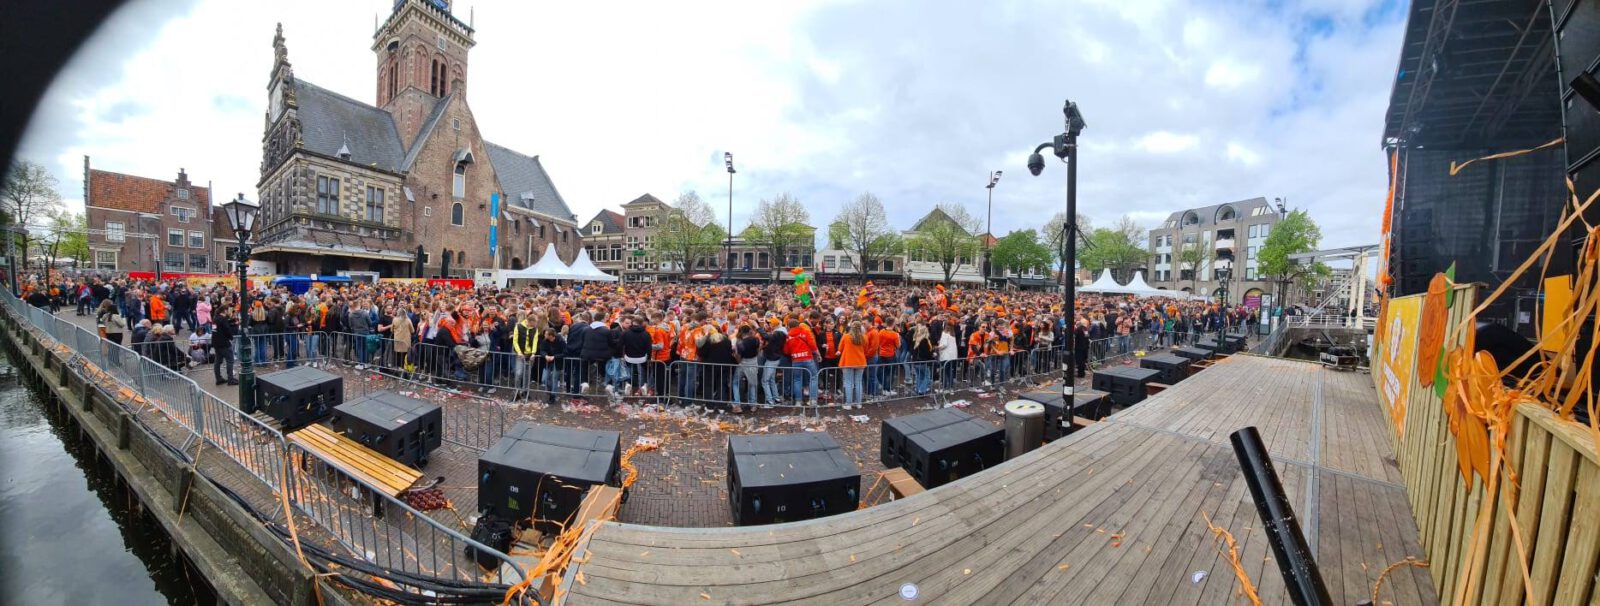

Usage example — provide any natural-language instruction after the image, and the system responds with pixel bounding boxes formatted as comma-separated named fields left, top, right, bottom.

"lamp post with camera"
left=1216, top=266, right=1231, bottom=350
left=1027, top=100, right=1086, bottom=398
left=221, top=193, right=260, bottom=414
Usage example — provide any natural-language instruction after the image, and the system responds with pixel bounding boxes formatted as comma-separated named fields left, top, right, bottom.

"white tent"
left=565, top=247, right=620, bottom=282
left=1123, top=271, right=1167, bottom=297
left=499, top=244, right=576, bottom=285
left=1078, top=269, right=1130, bottom=294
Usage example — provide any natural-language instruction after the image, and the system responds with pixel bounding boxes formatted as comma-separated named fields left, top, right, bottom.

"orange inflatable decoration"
left=1416, top=272, right=1450, bottom=387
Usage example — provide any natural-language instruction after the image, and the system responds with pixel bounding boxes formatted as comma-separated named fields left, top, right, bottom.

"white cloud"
left=1136, top=131, right=1200, bottom=154
left=17, top=0, right=1406, bottom=248
left=1226, top=142, right=1262, bottom=166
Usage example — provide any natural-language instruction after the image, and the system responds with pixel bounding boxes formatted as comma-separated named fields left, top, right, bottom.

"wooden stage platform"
left=562, top=355, right=1437, bottom=605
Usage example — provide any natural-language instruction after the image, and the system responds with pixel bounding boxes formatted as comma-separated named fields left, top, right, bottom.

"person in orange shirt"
left=645, top=312, right=672, bottom=396
left=871, top=322, right=901, bottom=397
left=150, top=292, right=171, bottom=326
left=838, top=320, right=869, bottom=408
left=967, top=324, right=991, bottom=385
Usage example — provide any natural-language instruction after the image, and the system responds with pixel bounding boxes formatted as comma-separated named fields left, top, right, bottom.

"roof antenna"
left=470, top=6, right=475, bottom=28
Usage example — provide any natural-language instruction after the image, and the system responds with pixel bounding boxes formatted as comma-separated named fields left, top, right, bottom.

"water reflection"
left=0, top=358, right=214, bottom=605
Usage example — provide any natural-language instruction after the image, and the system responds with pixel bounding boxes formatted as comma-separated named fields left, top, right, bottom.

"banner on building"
left=488, top=192, right=499, bottom=258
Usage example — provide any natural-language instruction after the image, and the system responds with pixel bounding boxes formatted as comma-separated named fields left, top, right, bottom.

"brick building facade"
left=253, top=1, right=578, bottom=278
left=84, top=158, right=217, bottom=275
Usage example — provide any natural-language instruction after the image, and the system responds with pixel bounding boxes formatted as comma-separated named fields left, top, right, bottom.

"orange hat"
left=936, top=284, right=945, bottom=291
left=790, top=267, right=804, bottom=275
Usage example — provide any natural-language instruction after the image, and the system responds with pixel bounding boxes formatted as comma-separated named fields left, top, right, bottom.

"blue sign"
left=488, top=192, right=499, bottom=258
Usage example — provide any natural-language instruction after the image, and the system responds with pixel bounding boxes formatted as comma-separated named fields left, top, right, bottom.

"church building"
left=253, top=0, right=580, bottom=278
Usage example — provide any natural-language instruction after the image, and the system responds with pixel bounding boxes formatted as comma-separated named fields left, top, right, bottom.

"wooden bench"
left=1145, top=382, right=1171, bottom=396
left=288, top=424, right=422, bottom=499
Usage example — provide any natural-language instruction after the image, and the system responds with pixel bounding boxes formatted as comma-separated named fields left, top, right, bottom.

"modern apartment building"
left=1146, top=197, right=1281, bottom=305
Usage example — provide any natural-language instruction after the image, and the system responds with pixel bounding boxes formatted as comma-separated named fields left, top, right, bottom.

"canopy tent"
left=565, top=248, right=620, bottom=282
left=1077, top=269, right=1131, bottom=294
left=1122, top=271, right=1168, bottom=297
left=499, top=244, right=576, bottom=285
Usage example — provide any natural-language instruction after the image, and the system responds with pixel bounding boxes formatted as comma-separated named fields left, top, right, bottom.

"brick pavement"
left=54, top=309, right=1163, bottom=528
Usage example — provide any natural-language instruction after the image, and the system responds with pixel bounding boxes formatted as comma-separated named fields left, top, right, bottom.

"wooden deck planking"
left=563, top=356, right=1437, bottom=605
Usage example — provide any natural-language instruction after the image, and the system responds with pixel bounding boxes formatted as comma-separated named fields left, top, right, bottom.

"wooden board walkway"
left=563, top=355, right=1437, bottom=605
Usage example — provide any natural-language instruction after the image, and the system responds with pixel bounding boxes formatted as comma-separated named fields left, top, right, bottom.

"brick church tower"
left=374, top=0, right=476, bottom=148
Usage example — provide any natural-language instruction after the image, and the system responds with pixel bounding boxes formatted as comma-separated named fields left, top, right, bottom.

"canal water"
left=0, top=356, right=214, bottom=605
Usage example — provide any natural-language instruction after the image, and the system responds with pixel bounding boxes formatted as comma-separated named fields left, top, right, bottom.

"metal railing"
left=2, top=295, right=529, bottom=601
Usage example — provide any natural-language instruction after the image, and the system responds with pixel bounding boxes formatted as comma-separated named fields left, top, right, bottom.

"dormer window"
left=592, top=223, right=602, bottom=235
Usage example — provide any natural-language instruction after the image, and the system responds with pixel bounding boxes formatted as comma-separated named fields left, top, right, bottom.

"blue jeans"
left=760, top=358, right=782, bottom=403
left=789, top=360, right=817, bottom=403
left=991, top=355, right=1010, bottom=383
left=866, top=356, right=883, bottom=395
left=679, top=362, right=699, bottom=401
left=355, top=333, right=372, bottom=365
left=736, top=361, right=758, bottom=404
left=842, top=367, right=864, bottom=404
left=308, top=333, right=322, bottom=364
left=940, top=360, right=956, bottom=390
left=253, top=333, right=268, bottom=363
left=285, top=333, right=300, bottom=368
left=913, top=362, right=931, bottom=395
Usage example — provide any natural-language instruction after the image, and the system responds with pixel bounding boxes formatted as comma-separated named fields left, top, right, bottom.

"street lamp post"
left=984, top=170, right=1002, bottom=288
left=724, top=152, right=735, bottom=285
left=1217, top=267, right=1231, bottom=349
left=1028, top=100, right=1086, bottom=402
left=221, top=193, right=260, bottom=414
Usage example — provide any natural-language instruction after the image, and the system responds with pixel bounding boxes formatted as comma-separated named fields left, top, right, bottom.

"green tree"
left=651, top=191, right=724, bottom=278
left=1042, top=211, right=1091, bottom=283
left=991, top=229, right=1054, bottom=279
left=906, top=203, right=982, bottom=284
left=830, top=193, right=902, bottom=284
left=1257, top=209, right=1323, bottom=306
left=2, top=160, right=64, bottom=263
left=1077, top=215, right=1147, bottom=281
left=744, top=192, right=812, bottom=280
left=1173, top=240, right=1211, bottom=291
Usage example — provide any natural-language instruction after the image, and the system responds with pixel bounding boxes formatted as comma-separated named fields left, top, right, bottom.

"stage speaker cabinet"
left=728, top=433, right=859, bottom=526
left=1195, top=338, right=1226, bottom=355
left=1224, top=332, right=1249, bottom=352
left=330, top=390, right=442, bottom=468
left=478, top=422, right=621, bottom=532
left=1140, top=353, right=1192, bottom=384
left=1171, top=346, right=1212, bottom=363
left=257, top=366, right=342, bottom=432
left=1092, top=367, right=1162, bottom=407
left=1020, top=390, right=1112, bottom=441
left=880, top=408, right=1003, bottom=489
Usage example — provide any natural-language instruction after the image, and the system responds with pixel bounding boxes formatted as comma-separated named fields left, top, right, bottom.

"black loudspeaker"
left=1092, top=367, right=1161, bottom=407
left=1224, top=332, right=1249, bottom=351
left=728, top=433, right=859, bottom=526
left=880, top=409, right=1003, bottom=489
left=1020, top=389, right=1112, bottom=441
left=1139, top=353, right=1191, bottom=384
left=1171, top=346, right=1212, bottom=363
left=330, top=390, right=442, bottom=468
left=1195, top=338, right=1228, bottom=355
left=477, top=423, right=621, bottom=532
left=258, top=366, right=342, bottom=432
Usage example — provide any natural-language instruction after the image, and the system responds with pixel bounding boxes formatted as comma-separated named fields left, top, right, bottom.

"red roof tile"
left=87, top=169, right=210, bottom=213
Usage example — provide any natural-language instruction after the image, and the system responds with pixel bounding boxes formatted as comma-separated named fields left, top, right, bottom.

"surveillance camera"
left=1027, top=153, right=1045, bottom=176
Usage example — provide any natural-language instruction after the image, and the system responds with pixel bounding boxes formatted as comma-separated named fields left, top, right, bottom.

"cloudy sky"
left=18, top=0, right=1405, bottom=248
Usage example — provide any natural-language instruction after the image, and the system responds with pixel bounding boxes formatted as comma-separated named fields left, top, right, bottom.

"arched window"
left=1216, top=205, right=1236, bottom=222
left=453, top=162, right=466, bottom=198
left=451, top=202, right=464, bottom=226
left=456, top=251, right=466, bottom=266
left=429, top=59, right=439, bottom=95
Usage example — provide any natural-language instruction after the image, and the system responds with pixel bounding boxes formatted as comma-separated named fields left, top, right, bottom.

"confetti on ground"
left=701, top=592, right=712, bottom=600
left=963, top=569, right=971, bottom=575
left=1058, top=563, right=1071, bottom=572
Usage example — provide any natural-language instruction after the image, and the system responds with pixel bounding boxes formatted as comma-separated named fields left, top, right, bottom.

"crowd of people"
left=18, top=272, right=1264, bottom=413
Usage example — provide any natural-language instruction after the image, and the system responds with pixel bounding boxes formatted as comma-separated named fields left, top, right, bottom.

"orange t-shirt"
left=876, top=329, right=901, bottom=358
left=149, top=296, right=168, bottom=321
left=839, top=334, right=868, bottom=368
left=677, top=326, right=703, bottom=361
left=967, top=331, right=987, bottom=359
left=647, top=325, right=672, bottom=362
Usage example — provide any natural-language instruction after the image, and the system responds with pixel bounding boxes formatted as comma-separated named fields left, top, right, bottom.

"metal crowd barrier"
left=2, top=294, right=529, bottom=596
